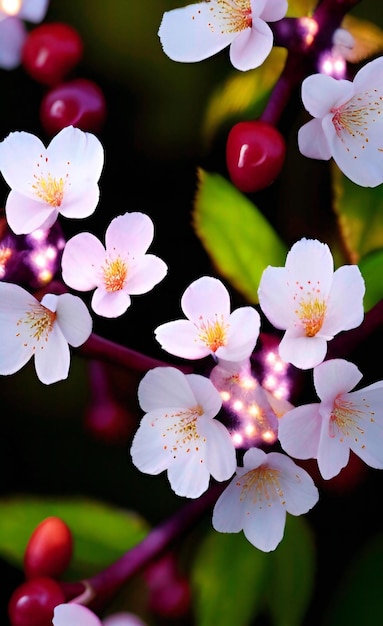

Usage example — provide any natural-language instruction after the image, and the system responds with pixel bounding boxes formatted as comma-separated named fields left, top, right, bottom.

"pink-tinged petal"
left=258, top=266, right=292, bottom=329
left=127, top=255, right=168, bottom=295
left=285, top=238, right=333, bottom=292
left=91, top=288, right=131, bottom=318
left=316, top=423, right=350, bottom=479
left=181, top=276, right=230, bottom=322
left=53, top=603, right=102, bottom=626
left=341, top=386, right=383, bottom=469
left=243, top=500, right=286, bottom=552
left=103, top=613, right=147, bottom=626
left=5, top=191, right=58, bottom=235
left=212, top=477, right=247, bottom=533
left=58, top=184, right=101, bottom=219
left=353, top=56, right=383, bottom=93
left=167, top=452, right=210, bottom=498
left=186, top=373, right=222, bottom=417
left=230, top=18, right=272, bottom=71
left=130, top=411, right=176, bottom=475
left=313, top=359, right=362, bottom=401
left=217, top=306, right=260, bottom=361
left=0, top=17, right=26, bottom=69
left=301, top=73, right=353, bottom=118
left=47, top=126, right=104, bottom=183
left=278, top=403, right=322, bottom=459
left=242, top=447, right=267, bottom=468
left=20, top=0, right=50, bottom=22
left=158, top=3, right=235, bottom=63
left=138, top=367, right=197, bottom=413
left=0, top=283, right=36, bottom=374
left=61, top=233, right=105, bottom=291
left=155, top=319, right=211, bottom=359
left=258, top=0, right=288, bottom=21
left=105, top=212, right=154, bottom=257
left=34, top=324, right=70, bottom=384
left=298, top=118, right=332, bottom=160
left=52, top=293, right=92, bottom=347
left=323, top=265, right=365, bottom=335
left=268, top=452, right=319, bottom=514
left=200, top=419, right=236, bottom=481
left=279, top=332, right=327, bottom=369
left=0, top=130, right=47, bottom=192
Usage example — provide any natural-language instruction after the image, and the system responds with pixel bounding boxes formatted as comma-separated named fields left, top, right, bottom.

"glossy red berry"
left=40, top=78, right=107, bottom=135
left=226, top=120, right=286, bottom=193
left=22, top=22, right=83, bottom=86
left=24, top=516, right=73, bottom=580
left=8, top=577, right=65, bottom=626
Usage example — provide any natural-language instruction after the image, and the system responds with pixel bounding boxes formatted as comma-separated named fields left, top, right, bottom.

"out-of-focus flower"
left=0, top=0, right=50, bottom=70
left=212, top=447, right=319, bottom=552
left=131, top=367, right=236, bottom=498
left=298, top=56, right=383, bottom=186
left=155, top=276, right=260, bottom=363
left=158, top=0, right=288, bottom=72
left=61, top=212, right=167, bottom=318
left=0, top=281, right=92, bottom=384
left=278, top=358, right=383, bottom=480
left=53, top=604, right=147, bottom=626
left=0, top=125, right=104, bottom=235
left=258, top=238, right=365, bottom=369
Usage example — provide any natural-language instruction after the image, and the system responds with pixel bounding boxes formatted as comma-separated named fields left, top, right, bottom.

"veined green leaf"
left=192, top=169, right=288, bottom=303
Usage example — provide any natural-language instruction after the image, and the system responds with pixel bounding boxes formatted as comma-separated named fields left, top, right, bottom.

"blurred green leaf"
left=266, top=516, right=316, bottom=626
left=0, top=495, right=149, bottom=580
left=191, top=529, right=269, bottom=626
left=286, top=0, right=317, bottom=16
left=341, top=15, right=383, bottom=63
left=192, top=169, right=288, bottom=303
left=332, top=165, right=383, bottom=263
left=358, top=248, right=383, bottom=311
left=322, top=532, right=383, bottom=626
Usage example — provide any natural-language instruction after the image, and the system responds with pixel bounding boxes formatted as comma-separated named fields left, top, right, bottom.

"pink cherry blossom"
left=61, top=212, right=168, bottom=318
left=212, top=447, right=319, bottom=551
left=0, top=125, right=104, bottom=234
left=257, top=238, right=365, bottom=369
left=155, top=276, right=260, bottom=363
left=158, top=0, right=288, bottom=72
left=278, top=358, right=383, bottom=480
left=131, top=367, right=236, bottom=498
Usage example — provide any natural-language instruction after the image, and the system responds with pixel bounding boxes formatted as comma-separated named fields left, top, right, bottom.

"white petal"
left=130, top=411, right=175, bottom=475
left=313, top=359, right=362, bottom=401
left=323, top=265, right=365, bottom=335
left=317, top=422, right=350, bottom=479
left=212, top=477, right=246, bottom=533
left=155, top=319, right=210, bottom=359
left=278, top=403, right=322, bottom=459
left=127, top=255, right=168, bottom=295
left=258, top=266, right=292, bottom=329
left=20, top=0, right=50, bottom=22
left=242, top=498, right=286, bottom=552
left=230, top=18, right=272, bottom=71
left=4, top=191, right=58, bottom=234
left=47, top=126, right=104, bottom=183
left=34, top=324, right=70, bottom=384
left=0, top=283, right=36, bottom=374
left=138, top=367, right=197, bottom=412
left=279, top=332, right=327, bottom=369
left=298, top=118, right=332, bottom=160
left=105, top=212, right=154, bottom=257
left=342, top=386, right=383, bottom=469
left=59, top=185, right=101, bottom=219
left=0, top=17, right=25, bottom=69
left=91, top=288, right=131, bottom=318
left=54, top=293, right=92, bottom=347
left=285, top=238, right=334, bottom=292
left=217, top=306, right=260, bottom=361
left=0, top=130, right=47, bottom=192
left=259, top=0, right=288, bottom=21
left=301, top=73, right=353, bottom=118
left=53, top=604, right=102, bottom=626
left=181, top=276, right=230, bottom=322
left=186, top=373, right=222, bottom=417
left=158, top=3, right=235, bottom=63
left=167, top=452, right=210, bottom=498
left=200, top=418, right=236, bottom=481
left=61, top=232, right=105, bottom=291
left=268, top=452, right=319, bottom=515
left=353, top=56, right=383, bottom=93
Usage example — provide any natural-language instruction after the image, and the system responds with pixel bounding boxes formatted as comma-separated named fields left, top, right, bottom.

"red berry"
left=8, top=577, right=65, bottom=626
left=84, top=400, right=133, bottom=446
left=226, top=120, right=286, bottom=193
left=40, top=78, right=107, bottom=135
left=24, top=517, right=73, bottom=580
left=22, top=22, right=83, bottom=86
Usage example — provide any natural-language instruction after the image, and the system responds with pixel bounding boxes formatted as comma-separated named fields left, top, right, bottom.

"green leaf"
left=332, top=165, right=383, bottom=263
left=341, top=15, right=383, bottom=64
left=286, top=0, right=317, bottom=16
left=266, top=516, right=316, bottom=626
left=322, top=533, right=383, bottom=626
left=358, top=248, right=383, bottom=311
left=191, top=529, right=269, bottom=626
left=192, top=169, right=288, bottom=303
left=0, top=495, right=149, bottom=580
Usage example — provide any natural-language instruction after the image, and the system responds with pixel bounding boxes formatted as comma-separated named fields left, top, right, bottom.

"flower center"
left=16, top=302, right=57, bottom=349
left=238, top=465, right=285, bottom=507
left=197, top=315, right=229, bottom=352
left=32, top=172, right=65, bottom=207
left=329, top=395, right=372, bottom=441
left=297, top=298, right=327, bottom=337
left=331, top=89, right=383, bottom=151
left=102, top=256, right=128, bottom=292
left=206, top=0, right=252, bottom=34
left=160, top=405, right=206, bottom=457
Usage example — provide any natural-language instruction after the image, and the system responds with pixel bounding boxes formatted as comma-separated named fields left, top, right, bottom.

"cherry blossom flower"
left=212, top=447, right=319, bottom=552
left=61, top=212, right=168, bottom=318
left=0, top=125, right=104, bottom=235
left=278, top=358, right=383, bottom=480
left=257, top=238, right=365, bottom=369
left=298, top=56, right=383, bottom=186
left=0, top=282, right=92, bottom=384
left=158, top=0, right=288, bottom=72
left=0, top=0, right=50, bottom=70
left=130, top=367, right=236, bottom=498
left=53, top=604, right=147, bottom=626
left=155, top=276, right=260, bottom=362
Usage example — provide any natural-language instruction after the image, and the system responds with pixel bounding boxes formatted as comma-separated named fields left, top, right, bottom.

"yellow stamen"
left=193, top=0, right=252, bottom=34
left=102, top=256, right=128, bottom=292
left=329, top=395, right=374, bottom=443
left=16, top=303, right=57, bottom=349
left=197, top=315, right=229, bottom=351
left=331, top=88, right=383, bottom=156
left=298, top=298, right=327, bottom=337
left=238, top=465, right=286, bottom=507
left=158, top=405, right=206, bottom=457
left=32, top=172, right=65, bottom=207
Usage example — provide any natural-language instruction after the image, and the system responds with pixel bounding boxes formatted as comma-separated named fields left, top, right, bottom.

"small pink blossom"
left=212, top=447, right=319, bottom=552
left=278, top=358, right=383, bottom=480
left=61, top=212, right=168, bottom=318
left=0, top=0, right=50, bottom=70
left=158, top=0, right=288, bottom=72
left=53, top=604, right=147, bottom=626
left=155, top=276, right=260, bottom=363
left=258, top=238, right=365, bottom=369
